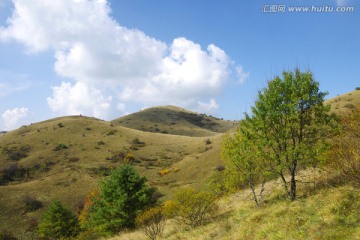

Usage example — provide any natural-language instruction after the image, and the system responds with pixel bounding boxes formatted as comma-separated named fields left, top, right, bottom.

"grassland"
left=0, top=90, right=359, bottom=239
left=0, top=107, right=232, bottom=237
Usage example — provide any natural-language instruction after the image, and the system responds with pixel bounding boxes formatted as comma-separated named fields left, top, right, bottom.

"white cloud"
left=1, top=0, right=245, bottom=117
left=196, top=98, right=219, bottom=113
left=1, top=107, right=29, bottom=130
left=47, top=81, right=112, bottom=119
left=235, top=65, right=249, bottom=84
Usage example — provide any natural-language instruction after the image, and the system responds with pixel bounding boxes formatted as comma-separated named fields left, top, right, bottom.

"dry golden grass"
left=0, top=111, right=227, bottom=236
left=326, top=89, right=360, bottom=114
left=111, top=172, right=360, bottom=240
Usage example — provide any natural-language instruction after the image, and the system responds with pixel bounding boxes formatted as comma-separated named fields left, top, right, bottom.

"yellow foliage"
left=163, top=187, right=217, bottom=228
left=158, top=169, right=170, bottom=176
left=136, top=206, right=165, bottom=240
left=78, top=188, right=99, bottom=228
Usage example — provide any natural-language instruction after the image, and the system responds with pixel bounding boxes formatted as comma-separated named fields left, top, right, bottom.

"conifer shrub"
left=87, top=164, right=157, bottom=235
left=37, top=200, right=79, bottom=239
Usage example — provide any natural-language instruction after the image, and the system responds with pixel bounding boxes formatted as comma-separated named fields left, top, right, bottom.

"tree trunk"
left=289, top=160, right=297, bottom=201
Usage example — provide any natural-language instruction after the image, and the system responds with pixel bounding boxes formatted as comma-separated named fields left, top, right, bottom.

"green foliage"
left=164, top=187, right=217, bottom=228
left=57, top=123, right=65, bottom=128
left=88, top=164, right=156, bottom=234
left=37, top=200, right=79, bottom=239
left=53, top=144, right=68, bottom=151
left=355, top=87, right=360, bottom=90
left=232, top=69, right=337, bottom=200
left=222, top=132, right=272, bottom=205
left=136, top=206, right=165, bottom=240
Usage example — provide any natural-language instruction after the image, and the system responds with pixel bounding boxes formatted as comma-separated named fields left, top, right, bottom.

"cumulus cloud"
left=0, top=0, right=246, bottom=117
left=1, top=107, right=29, bottom=130
left=47, top=81, right=112, bottom=118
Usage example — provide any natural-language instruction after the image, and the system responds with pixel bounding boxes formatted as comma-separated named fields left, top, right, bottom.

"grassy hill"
left=0, top=89, right=359, bottom=238
left=111, top=105, right=238, bottom=137
left=0, top=110, right=226, bottom=237
left=326, top=89, right=360, bottom=113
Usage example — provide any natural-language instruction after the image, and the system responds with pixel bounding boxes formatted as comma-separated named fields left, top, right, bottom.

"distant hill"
left=325, top=89, right=360, bottom=114
left=111, top=106, right=238, bottom=137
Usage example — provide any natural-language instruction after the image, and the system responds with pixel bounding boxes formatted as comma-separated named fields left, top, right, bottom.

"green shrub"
left=37, top=200, right=79, bottom=239
left=355, top=87, right=360, bottom=90
left=53, top=144, right=68, bottom=151
left=163, top=188, right=217, bottom=228
left=88, top=164, right=157, bottom=234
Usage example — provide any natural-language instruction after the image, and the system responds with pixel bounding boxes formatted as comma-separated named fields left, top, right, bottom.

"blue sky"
left=0, top=0, right=359, bottom=130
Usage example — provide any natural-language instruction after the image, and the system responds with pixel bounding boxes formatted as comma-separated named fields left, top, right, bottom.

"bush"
left=355, top=87, right=360, bottom=90
left=3, top=145, right=30, bottom=161
left=0, top=163, right=28, bottom=185
left=23, top=195, right=43, bottom=212
left=53, top=144, right=68, bottom=151
left=37, top=200, right=79, bottom=239
left=163, top=188, right=217, bottom=228
left=88, top=164, right=157, bottom=234
left=136, top=206, right=165, bottom=240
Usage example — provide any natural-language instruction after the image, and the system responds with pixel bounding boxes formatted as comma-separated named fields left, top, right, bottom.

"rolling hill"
left=0, top=108, right=229, bottom=237
left=0, top=89, right=359, bottom=238
left=111, top=105, right=238, bottom=136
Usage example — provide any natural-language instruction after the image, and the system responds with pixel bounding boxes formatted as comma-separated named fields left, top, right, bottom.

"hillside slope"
left=111, top=106, right=237, bottom=137
left=0, top=114, right=223, bottom=236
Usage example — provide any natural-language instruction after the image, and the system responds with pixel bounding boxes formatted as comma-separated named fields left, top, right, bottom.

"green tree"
left=232, top=69, right=337, bottom=201
left=37, top=200, right=79, bottom=239
left=222, top=131, right=271, bottom=206
left=88, top=164, right=156, bottom=234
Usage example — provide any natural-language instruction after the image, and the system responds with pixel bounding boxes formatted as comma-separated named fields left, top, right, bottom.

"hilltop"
left=111, top=105, right=237, bottom=137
